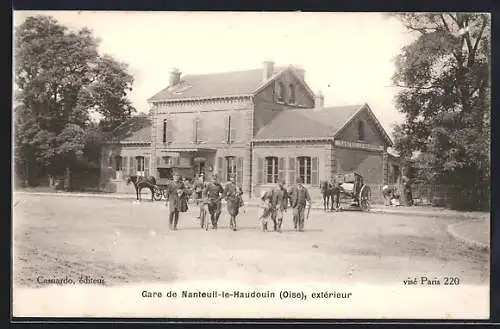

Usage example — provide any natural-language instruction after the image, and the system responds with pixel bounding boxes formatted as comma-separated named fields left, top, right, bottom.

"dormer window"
left=289, top=84, right=295, bottom=104
left=358, top=121, right=365, bottom=141
left=275, top=81, right=285, bottom=103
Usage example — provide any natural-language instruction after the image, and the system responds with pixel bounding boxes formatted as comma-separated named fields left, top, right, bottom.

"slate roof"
left=109, top=115, right=151, bottom=143
left=148, top=67, right=287, bottom=101
left=254, top=105, right=364, bottom=140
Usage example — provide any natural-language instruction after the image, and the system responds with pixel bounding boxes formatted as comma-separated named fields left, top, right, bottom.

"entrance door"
left=198, top=161, right=206, bottom=175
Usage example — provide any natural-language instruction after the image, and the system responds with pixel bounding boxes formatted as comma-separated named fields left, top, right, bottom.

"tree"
left=14, top=15, right=136, bottom=187
left=390, top=13, right=490, bottom=210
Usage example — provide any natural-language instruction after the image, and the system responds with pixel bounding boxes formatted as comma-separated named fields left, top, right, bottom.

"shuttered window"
left=265, top=156, right=278, bottom=183
left=297, top=156, right=312, bottom=184
left=165, top=118, right=174, bottom=143
left=288, top=157, right=295, bottom=186
left=128, top=157, right=134, bottom=176
left=311, top=157, right=319, bottom=186
left=145, top=157, right=150, bottom=177
left=162, top=119, right=167, bottom=143
left=257, top=157, right=264, bottom=184
left=226, top=156, right=237, bottom=181
left=236, top=157, right=243, bottom=186
left=224, top=114, right=236, bottom=144
left=278, top=157, right=285, bottom=183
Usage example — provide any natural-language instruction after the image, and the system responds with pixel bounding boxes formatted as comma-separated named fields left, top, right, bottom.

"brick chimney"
left=262, top=61, right=274, bottom=82
left=314, top=90, right=324, bottom=110
left=169, top=67, right=181, bottom=87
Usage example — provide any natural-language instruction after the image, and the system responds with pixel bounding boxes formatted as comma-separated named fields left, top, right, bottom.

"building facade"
left=101, top=62, right=398, bottom=199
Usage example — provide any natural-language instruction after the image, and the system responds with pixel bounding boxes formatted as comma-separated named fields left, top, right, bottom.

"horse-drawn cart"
left=333, top=172, right=372, bottom=211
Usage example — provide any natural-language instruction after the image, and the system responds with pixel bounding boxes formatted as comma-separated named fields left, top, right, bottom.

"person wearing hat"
left=260, top=180, right=289, bottom=232
left=194, top=173, right=205, bottom=207
left=164, top=172, right=186, bottom=230
left=288, top=176, right=311, bottom=232
left=223, top=174, right=244, bottom=231
left=203, top=173, right=224, bottom=229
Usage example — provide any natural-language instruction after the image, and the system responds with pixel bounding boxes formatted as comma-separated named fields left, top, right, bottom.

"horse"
left=320, top=180, right=332, bottom=211
left=126, top=175, right=158, bottom=202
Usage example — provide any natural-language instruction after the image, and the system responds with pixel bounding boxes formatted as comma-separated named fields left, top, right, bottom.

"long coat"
left=288, top=184, right=311, bottom=208
left=165, top=181, right=185, bottom=211
left=224, top=182, right=243, bottom=216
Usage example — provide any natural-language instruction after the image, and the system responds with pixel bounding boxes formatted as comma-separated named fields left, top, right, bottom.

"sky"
left=13, top=11, right=417, bottom=139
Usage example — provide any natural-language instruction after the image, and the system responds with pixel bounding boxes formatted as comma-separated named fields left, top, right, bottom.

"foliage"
left=14, top=15, right=136, bottom=184
left=390, top=13, right=490, bottom=210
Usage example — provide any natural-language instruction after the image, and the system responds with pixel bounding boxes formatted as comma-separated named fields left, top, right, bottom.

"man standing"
left=204, top=174, right=224, bottom=229
left=261, top=180, right=289, bottom=232
left=330, top=176, right=342, bottom=211
left=288, top=177, right=311, bottom=232
left=223, top=174, right=244, bottom=231
left=194, top=173, right=205, bottom=206
left=165, top=173, right=186, bottom=231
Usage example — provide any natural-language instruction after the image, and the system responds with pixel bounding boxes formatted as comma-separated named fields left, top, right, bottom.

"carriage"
left=327, top=172, right=372, bottom=211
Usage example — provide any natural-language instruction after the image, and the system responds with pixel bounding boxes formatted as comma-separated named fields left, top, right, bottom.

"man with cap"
left=165, top=172, right=186, bottom=230
left=288, top=177, right=311, bottom=232
left=261, top=180, right=289, bottom=232
left=203, top=173, right=224, bottom=229
left=223, top=174, right=244, bottom=231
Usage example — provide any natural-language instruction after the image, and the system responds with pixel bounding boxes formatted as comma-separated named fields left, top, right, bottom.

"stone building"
left=101, top=61, right=399, bottom=199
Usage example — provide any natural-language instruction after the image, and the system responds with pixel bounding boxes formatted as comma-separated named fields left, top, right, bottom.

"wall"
left=334, top=147, right=383, bottom=185
left=100, top=143, right=152, bottom=194
left=151, top=98, right=254, bottom=196
left=252, top=141, right=330, bottom=199
left=336, top=108, right=387, bottom=146
left=253, top=70, right=315, bottom=135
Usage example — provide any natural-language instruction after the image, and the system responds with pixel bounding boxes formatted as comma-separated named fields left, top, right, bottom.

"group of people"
left=381, top=175, right=413, bottom=207
left=163, top=172, right=244, bottom=231
left=163, top=172, right=312, bottom=232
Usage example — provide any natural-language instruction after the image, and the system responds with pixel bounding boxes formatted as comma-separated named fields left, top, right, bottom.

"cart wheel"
left=153, top=188, right=163, bottom=201
left=359, top=185, right=371, bottom=211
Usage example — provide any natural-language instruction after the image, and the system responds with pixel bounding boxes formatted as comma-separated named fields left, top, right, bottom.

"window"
left=276, top=81, right=285, bottom=102
left=225, top=115, right=236, bottom=144
left=136, top=156, right=145, bottom=172
left=358, top=121, right=365, bottom=141
left=265, top=157, right=279, bottom=183
left=114, top=156, right=123, bottom=171
left=289, top=84, right=295, bottom=104
left=193, top=116, right=203, bottom=143
left=297, top=156, right=312, bottom=184
left=162, top=119, right=167, bottom=143
left=226, top=156, right=237, bottom=181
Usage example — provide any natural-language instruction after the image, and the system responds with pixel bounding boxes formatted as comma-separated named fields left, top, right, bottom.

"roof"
left=148, top=66, right=289, bottom=102
left=108, top=115, right=151, bottom=144
left=254, top=105, right=364, bottom=140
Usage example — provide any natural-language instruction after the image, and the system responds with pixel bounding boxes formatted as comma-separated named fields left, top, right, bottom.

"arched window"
left=265, top=156, right=279, bottom=183
left=289, top=84, right=295, bottom=104
left=358, top=121, right=365, bottom=141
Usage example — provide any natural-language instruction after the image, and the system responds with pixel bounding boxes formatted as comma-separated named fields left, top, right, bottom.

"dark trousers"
left=208, top=201, right=221, bottom=228
left=292, top=204, right=306, bottom=231
left=169, top=209, right=179, bottom=229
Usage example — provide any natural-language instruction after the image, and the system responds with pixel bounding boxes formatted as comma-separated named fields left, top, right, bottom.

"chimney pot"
left=314, top=90, right=324, bottom=110
left=262, top=61, right=274, bottom=82
left=169, top=67, right=181, bottom=87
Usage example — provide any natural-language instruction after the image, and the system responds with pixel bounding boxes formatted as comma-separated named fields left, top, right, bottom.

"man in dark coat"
left=288, top=177, right=311, bottom=232
left=261, top=180, right=289, bottom=232
left=203, top=174, right=224, bottom=229
left=165, top=173, right=186, bottom=230
left=223, top=174, right=244, bottom=231
left=330, top=176, right=342, bottom=211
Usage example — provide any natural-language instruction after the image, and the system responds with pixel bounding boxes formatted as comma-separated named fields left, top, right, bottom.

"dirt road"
left=13, top=194, right=489, bottom=288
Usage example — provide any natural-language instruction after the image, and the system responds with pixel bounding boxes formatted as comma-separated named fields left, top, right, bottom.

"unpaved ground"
left=13, top=194, right=489, bottom=288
